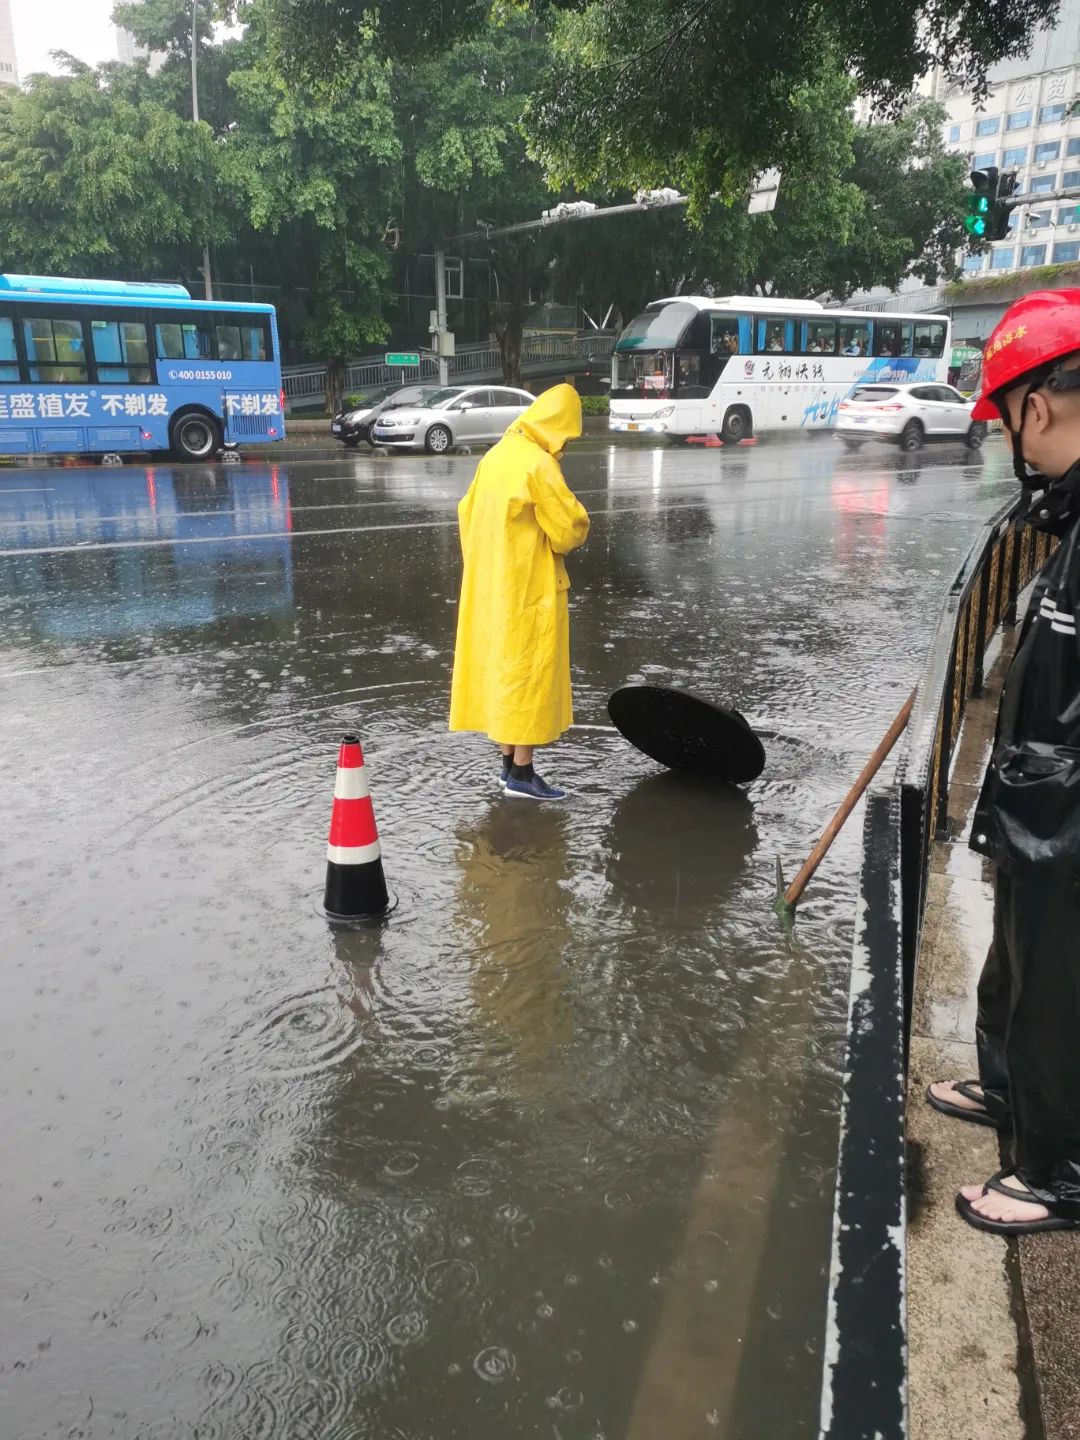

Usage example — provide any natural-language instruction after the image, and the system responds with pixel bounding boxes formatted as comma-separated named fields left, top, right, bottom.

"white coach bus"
left=608, top=295, right=951, bottom=442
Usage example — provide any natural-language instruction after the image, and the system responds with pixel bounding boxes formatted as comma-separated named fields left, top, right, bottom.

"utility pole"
left=433, top=246, right=449, bottom=386
left=191, top=0, right=213, bottom=302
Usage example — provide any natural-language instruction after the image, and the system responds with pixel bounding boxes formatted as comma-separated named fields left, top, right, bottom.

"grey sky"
left=12, top=0, right=118, bottom=78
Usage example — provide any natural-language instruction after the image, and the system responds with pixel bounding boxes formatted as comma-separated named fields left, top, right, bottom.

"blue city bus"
left=0, top=274, right=286, bottom=461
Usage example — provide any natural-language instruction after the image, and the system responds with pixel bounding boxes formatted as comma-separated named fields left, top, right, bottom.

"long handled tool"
left=774, top=688, right=916, bottom=928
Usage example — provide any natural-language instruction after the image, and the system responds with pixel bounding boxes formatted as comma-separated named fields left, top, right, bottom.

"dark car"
left=330, top=383, right=441, bottom=448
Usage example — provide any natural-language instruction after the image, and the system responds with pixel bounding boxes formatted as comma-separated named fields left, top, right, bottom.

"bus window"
left=23, top=313, right=88, bottom=382
left=239, top=322, right=270, bottom=362
left=0, top=310, right=18, bottom=381
left=757, top=318, right=793, bottom=353
left=215, top=322, right=243, bottom=362
left=155, top=318, right=213, bottom=361
left=913, top=320, right=946, bottom=358
left=709, top=314, right=741, bottom=357
left=838, top=321, right=871, bottom=357
left=804, top=321, right=837, bottom=354
left=872, top=321, right=903, bottom=358
left=91, top=318, right=152, bottom=383
left=675, top=353, right=708, bottom=396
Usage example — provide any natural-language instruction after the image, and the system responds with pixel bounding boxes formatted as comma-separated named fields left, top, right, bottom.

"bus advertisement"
left=609, top=295, right=951, bottom=442
left=0, top=274, right=286, bottom=462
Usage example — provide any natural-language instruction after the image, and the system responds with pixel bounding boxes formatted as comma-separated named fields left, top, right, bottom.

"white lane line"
left=0, top=487, right=56, bottom=494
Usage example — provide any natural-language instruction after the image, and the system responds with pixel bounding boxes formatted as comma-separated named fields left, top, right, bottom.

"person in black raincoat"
left=927, top=290, right=1080, bottom=1235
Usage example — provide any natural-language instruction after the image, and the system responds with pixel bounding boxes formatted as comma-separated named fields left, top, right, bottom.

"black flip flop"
left=925, top=1079, right=1002, bottom=1129
left=956, top=1172, right=1080, bottom=1236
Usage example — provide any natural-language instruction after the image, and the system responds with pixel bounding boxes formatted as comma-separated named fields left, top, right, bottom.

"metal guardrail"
left=283, top=333, right=614, bottom=408
left=818, top=494, right=1054, bottom=1440
left=838, top=287, right=947, bottom=314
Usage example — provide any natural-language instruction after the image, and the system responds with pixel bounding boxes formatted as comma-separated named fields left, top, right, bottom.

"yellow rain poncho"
left=449, top=384, right=590, bottom=746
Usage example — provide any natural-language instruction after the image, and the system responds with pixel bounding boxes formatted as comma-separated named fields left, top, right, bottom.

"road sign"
left=385, top=352, right=420, bottom=367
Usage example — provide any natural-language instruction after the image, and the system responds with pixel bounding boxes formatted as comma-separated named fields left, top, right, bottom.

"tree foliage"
left=269, top=0, right=1060, bottom=204
left=0, top=63, right=222, bottom=279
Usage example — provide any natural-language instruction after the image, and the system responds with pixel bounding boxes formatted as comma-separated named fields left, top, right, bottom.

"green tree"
left=0, top=60, right=224, bottom=281
left=221, top=2, right=400, bottom=409
left=268, top=0, right=1057, bottom=206
left=392, top=14, right=564, bottom=383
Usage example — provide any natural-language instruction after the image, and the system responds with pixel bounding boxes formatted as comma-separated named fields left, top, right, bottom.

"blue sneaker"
left=504, top=772, right=567, bottom=802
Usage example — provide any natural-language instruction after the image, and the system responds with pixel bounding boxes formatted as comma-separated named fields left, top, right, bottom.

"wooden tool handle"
left=783, top=689, right=916, bottom=909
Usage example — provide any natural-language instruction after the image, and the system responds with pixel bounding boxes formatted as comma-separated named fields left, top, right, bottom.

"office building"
left=943, top=0, right=1080, bottom=277
left=0, top=0, right=19, bottom=86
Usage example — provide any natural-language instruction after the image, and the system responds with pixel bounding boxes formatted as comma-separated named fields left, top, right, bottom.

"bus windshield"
left=615, top=301, right=697, bottom=351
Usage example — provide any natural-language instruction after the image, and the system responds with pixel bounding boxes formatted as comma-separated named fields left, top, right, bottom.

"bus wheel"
left=721, top=407, right=751, bottom=443
left=171, top=411, right=223, bottom=462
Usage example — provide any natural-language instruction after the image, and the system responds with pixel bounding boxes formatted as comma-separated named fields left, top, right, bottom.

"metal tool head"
left=607, top=685, right=766, bottom=783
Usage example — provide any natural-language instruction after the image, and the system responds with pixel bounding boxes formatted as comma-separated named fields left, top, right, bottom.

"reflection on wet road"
left=0, top=439, right=1015, bottom=1439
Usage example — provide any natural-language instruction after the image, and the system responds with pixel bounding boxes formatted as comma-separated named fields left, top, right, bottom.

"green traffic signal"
left=964, top=186, right=992, bottom=237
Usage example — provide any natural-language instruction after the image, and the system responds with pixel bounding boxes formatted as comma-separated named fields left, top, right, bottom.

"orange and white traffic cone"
left=322, top=735, right=390, bottom=921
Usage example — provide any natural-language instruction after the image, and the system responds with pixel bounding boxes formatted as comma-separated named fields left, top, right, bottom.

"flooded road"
left=0, top=437, right=1015, bottom=1439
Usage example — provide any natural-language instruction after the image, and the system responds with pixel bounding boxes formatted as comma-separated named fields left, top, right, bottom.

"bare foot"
left=929, top=1079, right=988, bottom=1115
left=960, top=1173, right=1050, bottom=1223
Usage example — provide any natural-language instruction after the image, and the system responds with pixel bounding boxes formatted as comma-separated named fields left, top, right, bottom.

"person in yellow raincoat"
left=449, top=383, right=590, bottom=800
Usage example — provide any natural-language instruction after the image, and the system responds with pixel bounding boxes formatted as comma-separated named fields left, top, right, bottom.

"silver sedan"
left=370, top=384, right=535, bottom=454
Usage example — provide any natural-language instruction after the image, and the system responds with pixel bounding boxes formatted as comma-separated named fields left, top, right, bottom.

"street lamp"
left=191, top=0, right=213, bottom=301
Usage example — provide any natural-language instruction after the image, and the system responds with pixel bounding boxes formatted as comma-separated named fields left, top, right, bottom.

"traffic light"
left=965, top=167, right=1016, bottom=243
left=964, top=167, right=996, bottom=239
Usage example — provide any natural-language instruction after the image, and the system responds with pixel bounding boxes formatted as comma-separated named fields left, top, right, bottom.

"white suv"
left=836, top=383, right=985, bottom=452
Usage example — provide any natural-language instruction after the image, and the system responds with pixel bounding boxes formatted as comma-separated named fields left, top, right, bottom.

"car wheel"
left=899, top=420, right=924, bottom=452
left=425, top=423, right=452, bottom=454
left=171, top=411, right=222, bottom=462
left=841, top=437, right=864, bottom=451
left=721, top=406, right=752, bottom=443
left=342, top=434, right=361, bottom=448
left=965, top=423, right=986, bottom=450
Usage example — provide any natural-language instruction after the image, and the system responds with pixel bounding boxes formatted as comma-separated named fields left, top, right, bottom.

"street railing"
left=284, top=333, right=615, bottom=407
left=818, top=493, right=1053, bottom=1440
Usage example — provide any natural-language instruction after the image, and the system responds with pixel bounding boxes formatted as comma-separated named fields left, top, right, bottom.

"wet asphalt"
left=0, top=434, right=1016, bottom=1439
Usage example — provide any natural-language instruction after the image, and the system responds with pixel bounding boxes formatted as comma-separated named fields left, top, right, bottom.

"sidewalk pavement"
left=906, top=642, right=1080, bottom=1440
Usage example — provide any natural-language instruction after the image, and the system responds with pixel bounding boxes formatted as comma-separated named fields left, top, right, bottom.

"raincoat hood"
left=508, top=384, right=582, bottom=454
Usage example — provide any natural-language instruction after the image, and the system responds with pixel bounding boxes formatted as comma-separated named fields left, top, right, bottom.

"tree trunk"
left=496, top=311, right=525, bottom=387
left=327, top=357, right=347, bottom=416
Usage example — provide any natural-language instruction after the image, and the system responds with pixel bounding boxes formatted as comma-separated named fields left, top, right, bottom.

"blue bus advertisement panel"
left=0, top=274, right=286, bottom=461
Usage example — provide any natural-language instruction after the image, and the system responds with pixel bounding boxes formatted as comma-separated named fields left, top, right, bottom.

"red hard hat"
left=972, top=289, right=1080, bottom=420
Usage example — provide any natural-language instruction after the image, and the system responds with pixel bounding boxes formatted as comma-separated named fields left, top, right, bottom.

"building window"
left=948, top=124, right=961, bottom=144
left=990, top=249, right=1016, bottom=270
left=1029, top=174, right=1057, bottom=193
left=1006, top=109, right=1033, bottom=130
left=972, top=151, right=997, bottom=170
left=1059, top=205, right=1080, bottom=226
left=1068, top=138, right=1080, bottom=158
left=1027, top=209, right=1051, bottom=230
left=1052, top=241, right=1080, bottom=263
left=1039, top=103, right=1067, bottom=125
left=1003, top=146, right=1028, bottom=167
left=975, top=115, right=1000, bottom=137
left=1035, top=140, right=1061, bottom=163
left=1020, top=244, right=1048, bottom=267
left=963, top=253, right=984, bottom=273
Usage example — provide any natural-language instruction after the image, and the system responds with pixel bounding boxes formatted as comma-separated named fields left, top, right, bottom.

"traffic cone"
left=322, top=735, right=390, bottom=921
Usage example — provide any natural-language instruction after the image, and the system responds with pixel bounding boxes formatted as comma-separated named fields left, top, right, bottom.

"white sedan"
left=370, top=384, right=535, bottom=454
left=836, top=382, right=985, bottom=452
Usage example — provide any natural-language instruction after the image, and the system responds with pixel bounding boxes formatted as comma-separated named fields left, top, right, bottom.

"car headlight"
left=394, top=415, right=421, bottom=425
left=652, top=406, right=674, bottom=418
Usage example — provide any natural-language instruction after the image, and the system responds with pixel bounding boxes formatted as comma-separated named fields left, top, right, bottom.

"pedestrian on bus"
left=928, top=290, right=1080, bottom=1235
left=449, top=384, right=590, bottom=802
